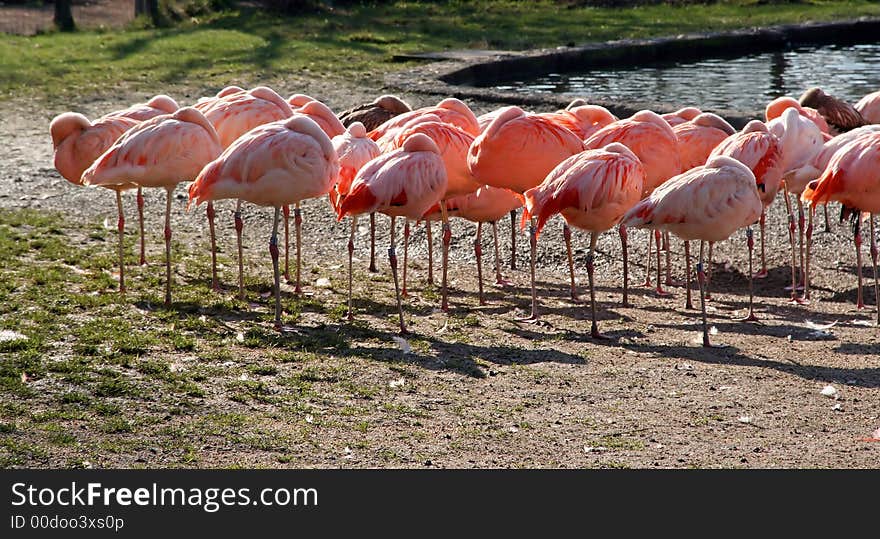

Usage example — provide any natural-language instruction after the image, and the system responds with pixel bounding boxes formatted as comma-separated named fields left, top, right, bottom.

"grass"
left=1, top=1, right=878, bottom=102
left=0, top=207, right=379, bottom=466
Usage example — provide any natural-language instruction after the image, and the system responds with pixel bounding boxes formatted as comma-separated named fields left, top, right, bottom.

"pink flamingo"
left=537, top=105, right=618, bottom=139
left=331, top=122, right=382, bottom=319
left=804, top=132, right=880, bottom=321
left=584, top=110, right=683, bottom=298
left=673, top=113, right=735, bottom=171
left=788, top=124, right=880, bottom=300
left=673, top=112, right=737, bottom=301
left=338, top=95, right=413, bottom=274
left=768, top=107, right=824, bottom=303
left=468, top=106, right=585, bottom=318
left=370, top=98, right=480, bottom=146
left=82, top=108, right=223, bottom=306
left=524, top=143, right=646, bottom=337
left=196, top=86, right=293, bottom=296
left=189, top=116, right=338, bottom=328
left=855, top=90, right=880, bottom=125
left=765, top=96, right=831, bottom=138
left=476, top=106, right=528, bottom=270
left=709, top=120, right=783, bottom=289
left=423, top=186, right=524, bottom=305
left=661, top=107, right=702, bottom=128
left=50, top=112, right=140, bottom=292
left=281, top=97, right=347, bottom=291
left=391, top=117, right=481, bottom=308
left=622, top=156, right=763, bottom=346
left=102, top=95, right=180, bottom=266
left=337, top=133, right=448, bottom=333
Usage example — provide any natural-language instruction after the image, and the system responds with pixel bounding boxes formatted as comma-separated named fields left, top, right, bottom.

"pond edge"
left=384, top=17, right=880, bottom=128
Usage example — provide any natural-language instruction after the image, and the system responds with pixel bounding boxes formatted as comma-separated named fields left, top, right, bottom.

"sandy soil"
left=2, top=77, right=880, bottom=469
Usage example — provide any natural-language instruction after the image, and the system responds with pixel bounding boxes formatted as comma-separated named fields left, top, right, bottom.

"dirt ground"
left=1, top=75, right=879, bottom=469
left=0, top=1, right=135, bottom=36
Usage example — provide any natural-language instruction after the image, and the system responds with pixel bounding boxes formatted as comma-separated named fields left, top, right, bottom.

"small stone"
left=820, top=385, right=837, bottom=397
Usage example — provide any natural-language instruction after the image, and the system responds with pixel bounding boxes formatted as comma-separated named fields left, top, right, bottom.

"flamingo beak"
left=757, top=183, right=766, bottom=193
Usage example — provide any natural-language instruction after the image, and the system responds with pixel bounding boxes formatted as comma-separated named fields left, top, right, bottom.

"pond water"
left=489, top=43, right=880, bottom=112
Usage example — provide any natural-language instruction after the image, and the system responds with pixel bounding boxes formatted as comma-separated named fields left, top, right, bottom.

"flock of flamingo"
left=48, top=85, right=880, bottom=346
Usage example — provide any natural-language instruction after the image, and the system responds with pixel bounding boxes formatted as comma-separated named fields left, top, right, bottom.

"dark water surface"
left=489, top=43, right=880, bottom=112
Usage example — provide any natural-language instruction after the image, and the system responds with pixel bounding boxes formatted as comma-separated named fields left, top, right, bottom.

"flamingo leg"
left=564, top=223, right=577, bottom=301
left=283, top=204, right=291, bottom=283
left=684, top=240, right=693, bottom=310
left=426, top=220, right=434, bottom=285
left=754, top=210, right=768, bottom=278
left=705, top=241, right=714, bottom=301
left=642, top=230, right=653, bottom=287
left=855, top=215, right=865, bottom=310
left=797, top=197, right=806, bottom=289
left=655, top=230, right=669, bottom=296
left=664, top=232, right=679, bottom=286
left=388, top=215, right=407, bottom=334
left=136, top=187, right=146, bottom=266
left=509, top=209, right=517, bottom=270
left=163, top=187, right=173, bottom=308
left=347, top=216, right=356, bottom=321
left=804, top=205, right=813, bottom=302
left=369, top=212, right=378, bottom=273
left=294, top=202, right=302, bottom=294
left=440, top=204, right=451, bottom=312
left=493, top=220, right=506, bottom=286
left=783, top=190, right=805, bottom=303
left=475, top=222, right=486, bottom=305
left=402, top=220, right=409, bottom=298
left=235, top=201, right=244, bottom=301
left=738, top=227, right=759, bottom=322
left=587, top=232, right=607, bottom=340
left=619, top=224, right=630, bottom=307
left=698, top=241, right=711, bottom=347
left=270, top=206, right=282, bottom=329
left=207, top=201, right=219, bottom=292
left=823, top=204, right=831, bottom=233
left=871, top=215, right=879, bottom=325
left=115, top=189, right=126, bottom=294
left=527, top=217, right=539, bottom=319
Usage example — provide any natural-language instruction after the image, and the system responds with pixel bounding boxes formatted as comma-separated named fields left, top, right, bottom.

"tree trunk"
left=136, top=0, right=162, bottom=26
left=147, top=0, right=162, bottom=26
left=54, top=0, right=75, bottom=32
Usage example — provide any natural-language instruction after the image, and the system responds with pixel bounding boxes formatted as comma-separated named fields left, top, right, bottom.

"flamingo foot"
left=655, top=286, right=672, bottom=297
left=736, top=312, right=761, bottom=323
left=788, top=296, right=809, bottom=305
left=515, top=312, right=540, bottom=324
left=753, top=269, right=769, bottom=279
left=590, top=324, right=610, bottom=340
